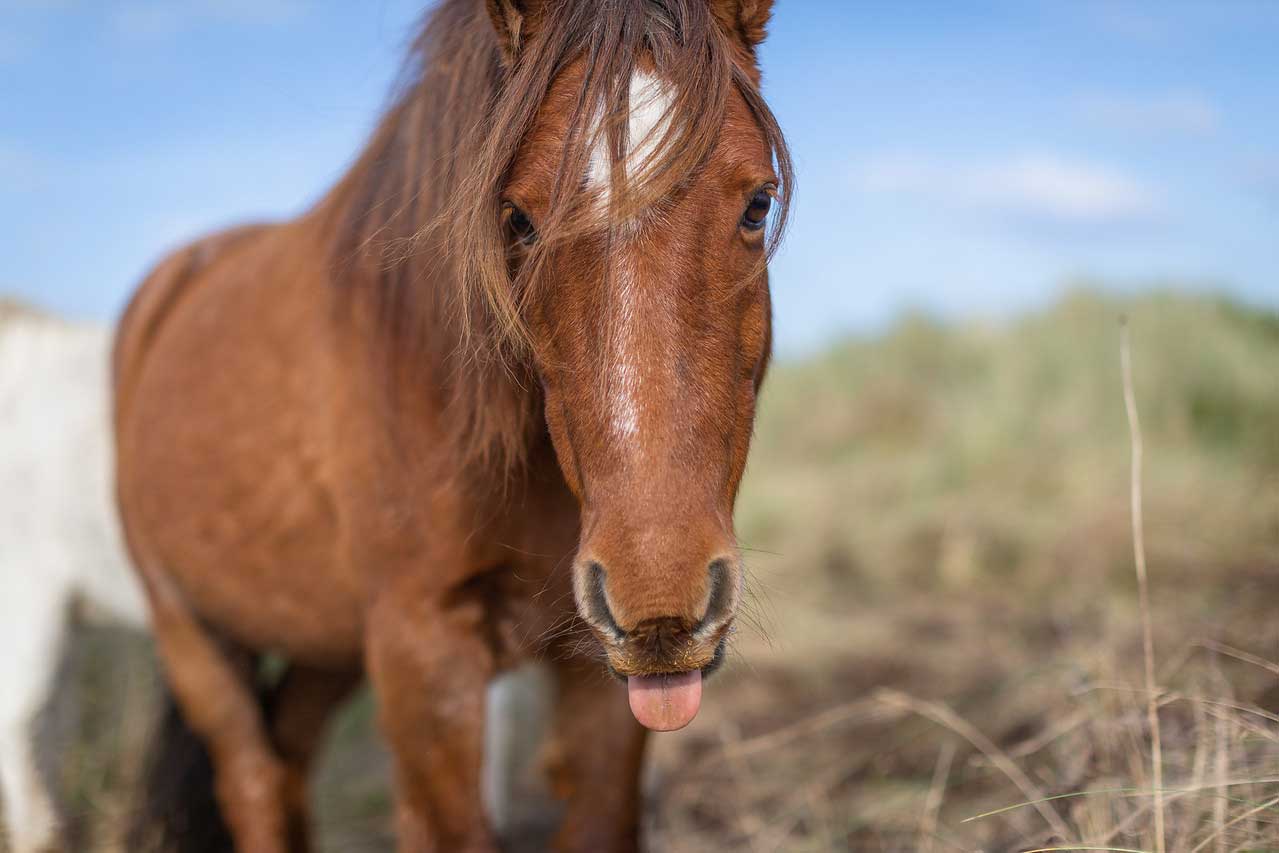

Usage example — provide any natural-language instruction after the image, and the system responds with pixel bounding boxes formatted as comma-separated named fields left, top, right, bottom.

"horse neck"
left=307, top=8, right=547, bottom=488
left=306, top=200, right=542, bottom=491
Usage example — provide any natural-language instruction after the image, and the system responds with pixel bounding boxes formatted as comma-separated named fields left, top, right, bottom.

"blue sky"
left=3, top=1, right=1277, bottom=352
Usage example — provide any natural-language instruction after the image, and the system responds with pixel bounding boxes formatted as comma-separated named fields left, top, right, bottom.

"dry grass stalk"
left=1196, top=639, right=1279, bottom=680
left=1120, top=319, right=1165, bottom=853
left=917, top=740, right=955, bottom=853
left=1211, top=712, right=1228, bottom=853
left=874, top=688, right=1072, bottom=840
left=1020, top=847, right=1149, bottom=852
left=696, top=698, right=888, bottom=764
left=1188, top=791, right=1279, bottom=853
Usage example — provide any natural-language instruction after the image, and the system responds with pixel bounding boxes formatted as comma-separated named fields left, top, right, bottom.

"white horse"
left=0, top=301, right=550, bottom=851
left=0, top=304, right=148, bottom=853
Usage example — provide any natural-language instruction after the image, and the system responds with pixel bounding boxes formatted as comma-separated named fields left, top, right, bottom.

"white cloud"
left=113, top=0, right=306, bottom=40
left=1076, top=91, right=1219, bottom=136
left=852, top=152, right=1158, bottom=225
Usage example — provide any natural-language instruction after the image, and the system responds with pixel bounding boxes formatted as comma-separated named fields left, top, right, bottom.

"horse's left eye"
left=742, top=189, right=772, bottom=231
left=505, top=203, right=537, bottom=245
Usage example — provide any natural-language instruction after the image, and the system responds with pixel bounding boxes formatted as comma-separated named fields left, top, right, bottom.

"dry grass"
left=643, top=289, right=1279, bottom=851
left=13, top=288, right=1279, bottom=852
left=1120, top=318, right=1164, bottom=852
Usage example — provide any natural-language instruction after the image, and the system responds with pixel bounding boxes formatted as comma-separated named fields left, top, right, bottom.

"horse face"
left=502, top=59, right=777, bottom=730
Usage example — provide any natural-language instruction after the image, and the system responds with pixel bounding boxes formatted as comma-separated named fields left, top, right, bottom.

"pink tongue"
left=627, top=671, right=703, bottom=731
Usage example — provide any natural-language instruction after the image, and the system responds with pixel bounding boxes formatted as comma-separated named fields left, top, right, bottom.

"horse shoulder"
left=112, top=223, right=273, bottom=419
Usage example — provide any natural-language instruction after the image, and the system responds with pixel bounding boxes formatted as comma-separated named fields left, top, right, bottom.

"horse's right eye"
left=741, top=188, right=773, bottom=232
left=505, top=204, right=537, bottom=245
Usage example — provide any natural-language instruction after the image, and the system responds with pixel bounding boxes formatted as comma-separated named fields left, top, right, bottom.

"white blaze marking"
left=587, top=70, right=675, bottom=203
left=609, top=256, right=641, bottom=441
left=588, top=71, right=675, bottom=445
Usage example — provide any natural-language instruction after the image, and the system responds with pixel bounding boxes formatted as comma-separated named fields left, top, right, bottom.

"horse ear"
left=709, top=0, right=774, bottom=49
left=485, top=0, right=546, bottom=62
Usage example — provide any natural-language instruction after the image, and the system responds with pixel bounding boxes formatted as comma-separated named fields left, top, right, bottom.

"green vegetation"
left=742, top=289, right=1279, bottom=595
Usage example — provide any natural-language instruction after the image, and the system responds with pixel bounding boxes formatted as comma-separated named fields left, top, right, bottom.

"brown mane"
left=320, top=0, right=791, bottom=472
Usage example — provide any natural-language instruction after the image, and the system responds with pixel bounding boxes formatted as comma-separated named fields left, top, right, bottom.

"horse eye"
left=742, top=190, right=772, bottom=231
left=505, top=203, right=537, bottom=245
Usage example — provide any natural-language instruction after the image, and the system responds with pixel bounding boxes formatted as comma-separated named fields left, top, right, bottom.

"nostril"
left=698, top=558, right=736, bottom=632
left=585, top=562, right=623, bottom=639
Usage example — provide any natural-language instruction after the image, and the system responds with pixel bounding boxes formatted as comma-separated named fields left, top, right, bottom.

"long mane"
left=322, top=0, right=792, bottom=473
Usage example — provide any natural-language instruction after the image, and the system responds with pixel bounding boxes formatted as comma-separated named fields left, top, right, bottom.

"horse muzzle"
left=575, top=559, right=737, bottom=731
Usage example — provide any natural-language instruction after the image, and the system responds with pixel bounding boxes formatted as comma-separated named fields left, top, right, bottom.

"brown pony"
left=113, top=0, right=791, bottom=850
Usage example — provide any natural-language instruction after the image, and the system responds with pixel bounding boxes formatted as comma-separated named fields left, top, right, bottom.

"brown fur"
left=114, top=1, right=788, bottom=850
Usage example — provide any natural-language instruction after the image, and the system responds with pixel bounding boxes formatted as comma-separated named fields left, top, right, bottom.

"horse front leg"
left=365, top=580, right=497, bottom=853
left=144, top=582, right=293, bottom=853
left=266, top=664, right=362, bottom=852
left=545, top=657, right=649, bottom=853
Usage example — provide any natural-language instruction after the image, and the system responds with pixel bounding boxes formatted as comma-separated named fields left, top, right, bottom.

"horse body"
left=119, top=206, right=584, bottom=853
left=116, top=215, right=578, bottom=666
left=115, top=1, right=790, bottom=850
left=0, top=310, right=146, bottom=853
left=116, top=222, right=370, bottom=666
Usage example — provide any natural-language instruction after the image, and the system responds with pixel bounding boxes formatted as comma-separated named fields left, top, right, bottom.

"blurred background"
left=3, top=1, right=1279, bottom=851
